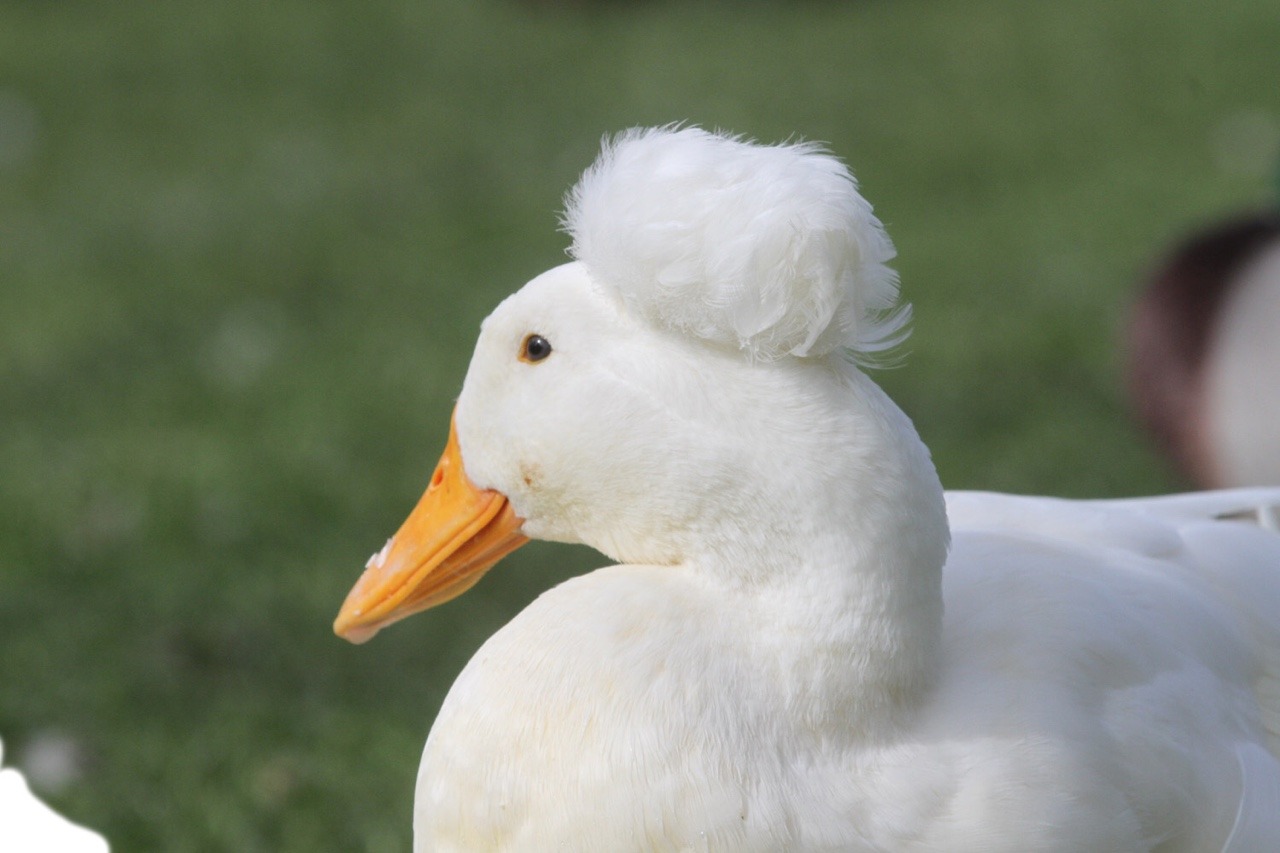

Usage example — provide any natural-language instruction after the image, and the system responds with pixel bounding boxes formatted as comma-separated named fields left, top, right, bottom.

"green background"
left=2, top=0, right=1277, bottom=849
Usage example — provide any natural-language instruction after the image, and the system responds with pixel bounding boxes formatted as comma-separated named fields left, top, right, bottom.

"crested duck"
left=1128, top=212, right=1280, bottom=487
left=336, top=127, right=1280, bottom=851
left=0, top=737, right=108, bottom=852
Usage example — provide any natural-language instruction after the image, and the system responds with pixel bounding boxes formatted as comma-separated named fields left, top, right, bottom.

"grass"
left=1, top=0, right=1277, bottom=848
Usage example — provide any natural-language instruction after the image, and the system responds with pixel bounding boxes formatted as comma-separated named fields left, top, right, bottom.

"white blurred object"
left=1204, top=240, right=1280, bottom=485
left=0, top=737, right=109, bottom=853
left=20, top=730, right=88, bottom=796
left=1128, top=213, right=1280, bottom=487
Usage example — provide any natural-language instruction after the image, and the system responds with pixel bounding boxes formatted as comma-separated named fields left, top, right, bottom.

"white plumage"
left=563, top=126, right=909, bottom=362
left=335, top=127, right=1280, bottom=851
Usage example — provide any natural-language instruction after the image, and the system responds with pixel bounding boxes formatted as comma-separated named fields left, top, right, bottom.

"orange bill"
left=334, top=416, right=528, bottom=644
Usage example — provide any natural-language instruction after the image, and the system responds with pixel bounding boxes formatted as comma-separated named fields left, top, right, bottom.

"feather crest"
left=562, top=126, right=909, bottom=363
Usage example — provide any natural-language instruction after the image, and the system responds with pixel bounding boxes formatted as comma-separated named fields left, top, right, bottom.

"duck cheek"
left=518, top=460, right=544, bottom=491
left=512, top=514, right=572, bottom=546
left=506, top=479, right=595, bottom=547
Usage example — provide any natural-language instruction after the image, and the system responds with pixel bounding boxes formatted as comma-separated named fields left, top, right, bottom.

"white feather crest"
left=562, top=126, right=910, bottom=363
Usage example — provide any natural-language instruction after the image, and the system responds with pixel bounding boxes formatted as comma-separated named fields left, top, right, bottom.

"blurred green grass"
left=1, top=0, right=1277, bottom=849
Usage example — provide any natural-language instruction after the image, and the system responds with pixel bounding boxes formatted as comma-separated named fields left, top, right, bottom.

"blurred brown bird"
left=1128, top=211, right=1280, bottom=487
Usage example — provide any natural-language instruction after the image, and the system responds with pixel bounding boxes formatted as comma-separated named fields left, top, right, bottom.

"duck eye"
left=520, top=333, right=552, bottom=363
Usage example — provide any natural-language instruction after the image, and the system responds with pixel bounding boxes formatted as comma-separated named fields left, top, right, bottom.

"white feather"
left=562, top=126, right=909, bottom=363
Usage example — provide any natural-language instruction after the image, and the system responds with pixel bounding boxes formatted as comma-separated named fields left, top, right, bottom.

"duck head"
left=334, top=126, right=915, bottom=643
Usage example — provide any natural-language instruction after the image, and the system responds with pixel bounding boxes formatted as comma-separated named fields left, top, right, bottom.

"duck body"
left=334, top=128, right=1280, bottom=851
left=418, top=369, right=1280, bottom=850
left=419, top=334, right=953, bottom=851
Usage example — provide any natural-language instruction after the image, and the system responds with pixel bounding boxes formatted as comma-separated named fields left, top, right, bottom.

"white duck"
left=1128, top=212, right=1280, bottom=488
left=335, top=127, right=1280, bottom=851
left=0, top=737, right=109, bottom=853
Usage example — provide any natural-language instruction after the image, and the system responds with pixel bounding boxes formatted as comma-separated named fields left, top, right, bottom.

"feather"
left=562, top=126, right=909, bottom=364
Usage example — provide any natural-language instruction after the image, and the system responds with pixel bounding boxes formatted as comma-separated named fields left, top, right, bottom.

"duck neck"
left=691, top=364, right=949, bottom=734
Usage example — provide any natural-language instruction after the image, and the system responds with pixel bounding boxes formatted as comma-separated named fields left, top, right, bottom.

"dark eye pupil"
left=523, top=334, right=551, bottom=362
